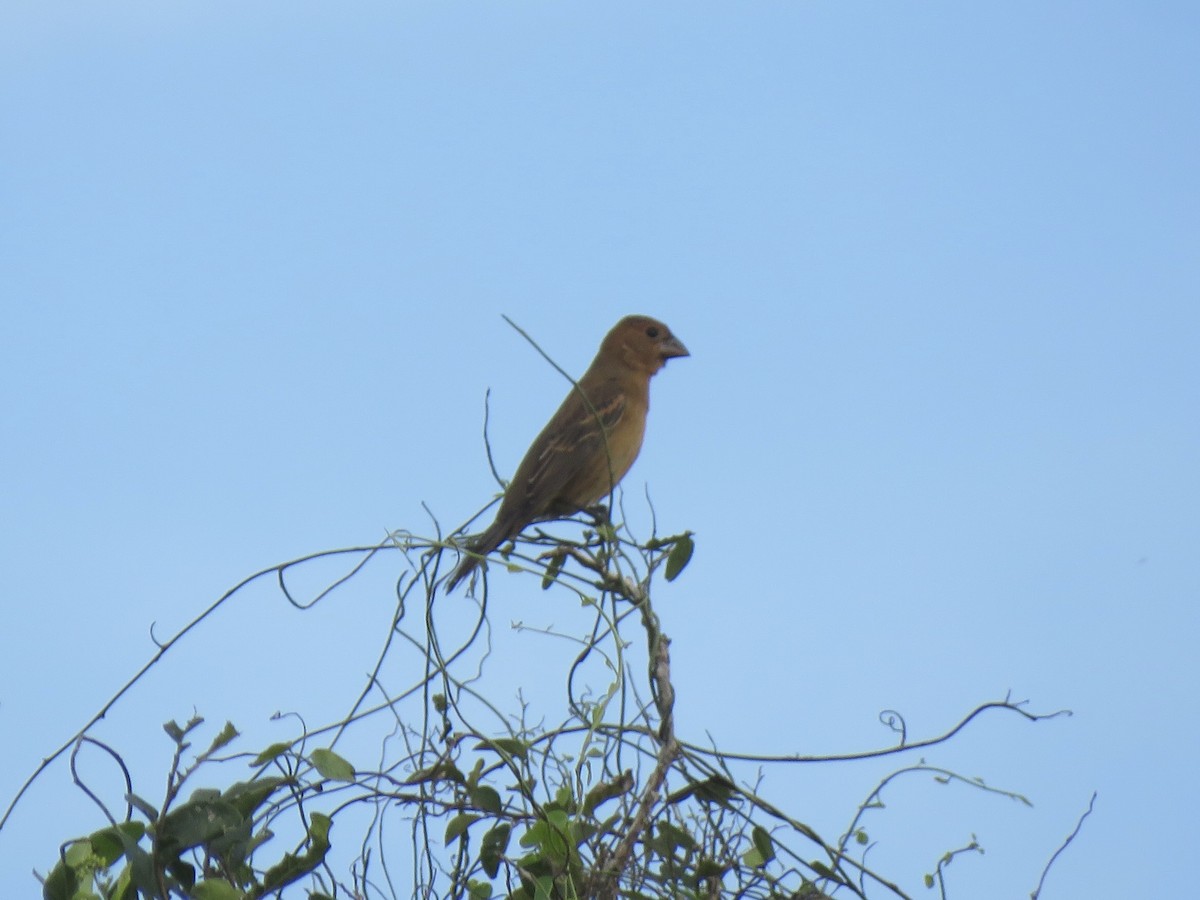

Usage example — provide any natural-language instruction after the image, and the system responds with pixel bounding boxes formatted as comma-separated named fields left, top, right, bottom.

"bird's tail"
left=445, top=520, right=510, bottom=592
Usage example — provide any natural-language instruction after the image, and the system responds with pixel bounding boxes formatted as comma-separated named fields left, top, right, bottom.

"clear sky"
left=2, top=2, right=1197, bottom=897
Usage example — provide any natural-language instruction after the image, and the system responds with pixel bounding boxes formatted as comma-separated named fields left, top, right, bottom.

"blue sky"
left=2, top=2, right=1197, bottom=897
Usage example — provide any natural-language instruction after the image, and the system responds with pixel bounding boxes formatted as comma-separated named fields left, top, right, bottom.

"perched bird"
left=447, top=315, right=689, bottom=591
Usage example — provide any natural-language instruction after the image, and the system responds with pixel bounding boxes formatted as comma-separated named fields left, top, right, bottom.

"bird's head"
left=601, top=315, right=690, bottom=376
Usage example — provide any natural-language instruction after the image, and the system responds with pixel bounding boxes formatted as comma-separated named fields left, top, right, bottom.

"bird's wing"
left=512, top=383, right=628, bottom=516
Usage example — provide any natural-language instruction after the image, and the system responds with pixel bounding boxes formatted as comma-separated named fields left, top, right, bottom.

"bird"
left=446, top=315, right=689, bottom=592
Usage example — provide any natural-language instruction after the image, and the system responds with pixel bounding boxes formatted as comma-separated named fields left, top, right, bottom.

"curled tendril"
left=878, top=709, right=907, bottom=746
left=69, top=736, right=132, bottom=827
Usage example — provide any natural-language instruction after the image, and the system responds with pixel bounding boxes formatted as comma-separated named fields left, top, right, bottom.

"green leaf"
left=519, top=811, right=572, bottom=865
left=664, top=532, right=695, bottom=581
left=470, top=785, right=503, bottom=815
left=258, top=813, right=332, bottom=894
left=63, top=840, right=93, bottom=867
left=519, top=819, right=547, bottom=849
left=251, top=742, right=292, bottom=766
left=665, top=774, right=736, bottom=807
left=474, top=737, right=529, bottom=761
left=582, top=770, right=633, bottom=817
left=479, top=823, right=511, bottom=878
left=207, top=817, right=254, bottom=868
left=190, top=879, right=243, bottom=900
left=158, top=798, right=243, bottom=854
left=163, top=715, right=204, bottom=745
left=467, top=879, right=493, bottom=900
left=221, top=777, right=289, bottom=820
left=541, top=553, right=566, bottom=589
left=855, top=828, right=869, bottom=845
left=126, top=792, right=159, bottom=820
left=696, top=775, right=736, bottom=806
left=570, top=819, right=597, bottom=846
left=40, top=859, right=78, bottom=900
left=654, top=821, right=696, bottom=853
left=113, top=865, right=135, bottom=900
left=751, top=825, right=775, bottom=864
left=445, top=813, right=479, bottom=847
left=310, top=748, right=355, bottom=782
left=551, top=783, right=574, bottom=813
left=695, top=857, right=726, bottom=878
left=88, top=822, right=145, bottom=865
left=206, top=722, right=239, bottom=755
left=407, top=760, right=465, bottom=785
left=924, top=873, right=935, bottom=888
left=115, top=825, right=158, bottom=898
left=531, top=875, right=555, bottom=900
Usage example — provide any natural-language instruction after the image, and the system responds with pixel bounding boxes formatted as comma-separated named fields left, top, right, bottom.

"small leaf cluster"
left=41, top=718, right=345, bottom=900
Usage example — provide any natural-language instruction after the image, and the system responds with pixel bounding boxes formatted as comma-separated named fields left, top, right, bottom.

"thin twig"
left=1031, top=792, right=1097, bottom=899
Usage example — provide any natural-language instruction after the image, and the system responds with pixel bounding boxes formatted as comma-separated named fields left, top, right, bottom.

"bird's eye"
left=645, top=326, right=660, bottom=338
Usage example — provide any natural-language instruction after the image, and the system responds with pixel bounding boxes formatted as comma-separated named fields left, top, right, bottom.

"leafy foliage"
left=42, top=718, right=336, bottom=900
left=15, top=512, right=1077, bottom=899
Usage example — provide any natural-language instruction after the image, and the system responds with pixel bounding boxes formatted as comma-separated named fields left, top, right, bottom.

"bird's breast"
left=564, top=403, right=647, bottom=507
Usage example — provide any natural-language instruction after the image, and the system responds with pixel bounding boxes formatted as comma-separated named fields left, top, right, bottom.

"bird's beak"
left=661, top=335, right=690, bottom=360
